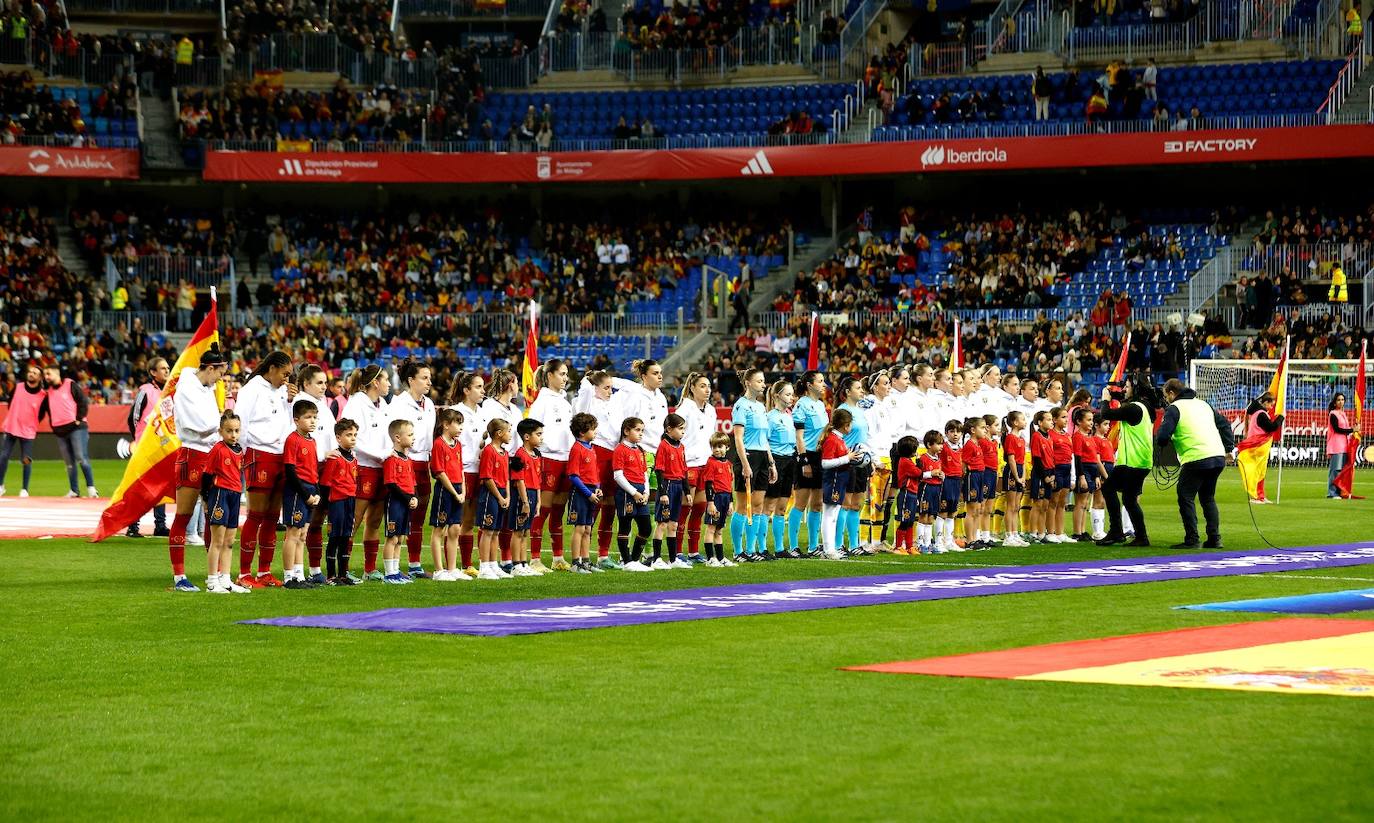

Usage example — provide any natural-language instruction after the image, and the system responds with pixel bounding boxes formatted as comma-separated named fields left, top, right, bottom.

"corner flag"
left=94, top=288, right=225, bottom=541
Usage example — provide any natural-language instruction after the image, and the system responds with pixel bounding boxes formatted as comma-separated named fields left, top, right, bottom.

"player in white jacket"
left=574, top=369, right=620, bottom=570
left=341, top=364, right=392, bottom=582
left=444, top=371, right=487, bottom=576
left=294, top=363, right=339, bottom=584
left=675, top=371, right=715, bottom=563
left=481, top=368, right=524, bottom=569
left=167, top=347, right=228, bottom=591
left=527, top=359, right=574, bottom=572
left=859, top=370, right=897, bottom=551
left=235, top=351, right=296, bottom=587
left=387, top=360, right=437, bottom=578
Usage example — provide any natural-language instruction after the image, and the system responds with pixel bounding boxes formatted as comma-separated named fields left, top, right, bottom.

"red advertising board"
left=203, top=125, right=1374, bottom=184
left=0, top=145, right=139, bottom=179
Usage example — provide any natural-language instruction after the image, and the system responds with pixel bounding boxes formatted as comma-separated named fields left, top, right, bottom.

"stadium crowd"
left=1, top=68, right=135, bottom=145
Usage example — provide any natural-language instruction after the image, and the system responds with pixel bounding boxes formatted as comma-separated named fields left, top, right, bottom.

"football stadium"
left=1, top=0, right=1373, bottom=817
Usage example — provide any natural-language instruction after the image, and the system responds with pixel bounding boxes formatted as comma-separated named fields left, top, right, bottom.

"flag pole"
left=1275, top=335, right=1290, bottom=505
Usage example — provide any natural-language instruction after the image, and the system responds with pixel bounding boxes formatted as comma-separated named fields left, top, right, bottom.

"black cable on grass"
left=1231, top=457, right=1282, bottom=550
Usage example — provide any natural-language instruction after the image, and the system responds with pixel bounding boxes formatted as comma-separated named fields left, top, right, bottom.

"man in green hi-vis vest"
left=1095, top=373, right=1162, bottom=548
left=1156, top=377, right=1236, bottom=550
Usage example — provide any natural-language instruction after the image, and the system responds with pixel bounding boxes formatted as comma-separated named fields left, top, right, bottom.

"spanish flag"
left=521, top=301, right=539, bottom=410
left=951, top=318, right=964, bottom=369
left=93, top=289, right=225, bottom=541
left=1334, top=339, right=1365, bottom=499
left=805, top=311, right=820, bottom=371
left=1235, top=336, right=1288, bottom=503
left=1106, top=332, right=1131, bottom=442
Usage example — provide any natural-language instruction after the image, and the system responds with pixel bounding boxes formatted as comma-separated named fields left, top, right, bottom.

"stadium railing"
left=1189, top=243, right=1372, bottom=313
left=86, top=310, right=170, bottom=333
left=397, top=0, right=551, bottom=17
left=1318, top=29, right=1371, bottom=123
left=61, top=0, right=218, bottom=10
left=105, top=256, right=238, bottom=307
left=13, top=133, right=142, bottom=149
left=233, top=309, right=686, bottom=343
left=874, top=113, right=1325, bottom=142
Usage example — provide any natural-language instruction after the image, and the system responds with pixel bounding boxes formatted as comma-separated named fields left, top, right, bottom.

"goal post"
left=1190, top=360, right=1371, bottom=488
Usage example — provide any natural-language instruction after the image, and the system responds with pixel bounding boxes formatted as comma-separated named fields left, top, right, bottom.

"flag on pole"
left=1334, top=338, right=1365, bottom=499
left=806, top=311, right=820, bottom=371
left=1235, top=336, right=1289, bottom=503
left=521, top=301, right=539, bottom=409
left=951, top=318, right=964, bottom=369
left=1106, top=332, right=1131, bottom=442
left=93, top=288, right=225, bottom=541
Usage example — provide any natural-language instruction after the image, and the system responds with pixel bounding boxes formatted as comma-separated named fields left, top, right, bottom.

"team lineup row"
left=154, top=347, right=1145, bottom=592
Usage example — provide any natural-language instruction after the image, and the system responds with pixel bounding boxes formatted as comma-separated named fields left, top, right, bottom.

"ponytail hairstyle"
left=837, top=374, right=862, bottom=402
left=445, top=370, right=484, bottom=406
left=584, top=369, right=612, bottom=389
left=247, top=350, right=292, bottom=384
left=737, top=366, right=764, bottom=398
left=679, top=371, right=710, bottom=406
left=199, top=343, right=228, bottom=368
left=797, top=369, right=824, bottom=398
left=434, top=407, right=462, bottom=443
left=220, top=409, right=240, bottom=426
left=1072, top=406, right=1094, bottom=430
left=347, top=364, right=384, bottom=396
left=398, top=358, right=432, bottom=390
left=820, top=408, right=853, bottom=445
left=963, top=417, right=983, bottom=437
left=534, top=358, right=568, bottom=391
left=620, top=416, right=645, bottom=439
left=766, top=379, right=792, bottom=411
left=982, top=413, right=999, bottom=437
left=1000, top=372, right=1020, bottom=392
left=1004, top=410, right=1025, bottom=438
left=1032, top=409, right=1052, bottom=433
left=488, top=368, right=517, bottom=401
left=296, top=363, right=325, bottom=395
left=864, top=368, right=889, bottom=394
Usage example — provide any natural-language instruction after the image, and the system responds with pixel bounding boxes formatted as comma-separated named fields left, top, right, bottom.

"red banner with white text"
left=0, top=146, right=139, bottom=179
left=203, top=125, right=1374, bottom=184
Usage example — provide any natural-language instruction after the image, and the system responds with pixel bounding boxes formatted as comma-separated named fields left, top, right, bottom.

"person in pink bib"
left=39, top=364, right=97, bottom=498
left=1, top=364, right=45, bottom=498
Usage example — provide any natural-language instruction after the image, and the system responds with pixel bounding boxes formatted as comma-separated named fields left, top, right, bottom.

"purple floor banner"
left=244, top=544, right=1374, bottom=637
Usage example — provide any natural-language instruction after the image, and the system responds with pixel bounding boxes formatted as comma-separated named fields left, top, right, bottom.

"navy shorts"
left=941, top=476, right=962, bottom=515
left=921, top=484, right=942, bottom=517
left=821, top=468, right=850, bottom=506
left=385, top=493, right=412, bottom=538
left=1079, top=465, right=1102, bottom=492
left=895, top=488, right=920, bottom=525
left=1002, top=465, right=1025, bottom=494
left=1053, top=464, right=1072, bottom=492
left=429, top=485, right=462, bottom=528
left=282, top=485, right=315, bottom=529
left=328, top=497, right=356, bottom=539
left=1102, top=461, right=1115, bottom=476
left=704, top=491, right=733, bottom=528
left=569, top=486, right=600, bottom=526
left=1029, top=466, right=1048, bottom=500
left=982, top=468, right=997, bottom=500
left=616, top=481, right=649, bottom=519
left=513, top=487, right=539, bottom=532
left=206, top=486, right=240, bottom=528
left=656, top=478, right=685, bottom=524
left=475, top=486, right=508, bottom=532
left=965, top=472, right=984, bottom=504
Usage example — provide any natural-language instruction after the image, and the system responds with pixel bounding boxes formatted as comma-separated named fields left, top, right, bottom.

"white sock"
left=1091, top=509, right=1105, bottom=533
left=916, top=523, right=928, bottom=545
left=293, top=564, right=304, bottom=578
left=1122, top=509, right=1134, bottom=532
left=309, top=566, right=321, bottom=576
left=174, top=574, right=186, bottom=582
left=384, top=558, right=397, bottom=575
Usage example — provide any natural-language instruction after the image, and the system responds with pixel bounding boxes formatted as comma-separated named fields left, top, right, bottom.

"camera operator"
left=1095, top=373, right=1159, bottom=547
left=1155, top=377, right=1236, bottom=550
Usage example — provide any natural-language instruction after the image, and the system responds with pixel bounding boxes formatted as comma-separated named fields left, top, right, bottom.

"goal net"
left=1191, top=359, right=1371, bottom=470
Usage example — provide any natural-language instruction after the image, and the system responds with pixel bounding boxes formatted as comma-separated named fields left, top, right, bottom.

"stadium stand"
left=0, top=69, right=139, bottom=147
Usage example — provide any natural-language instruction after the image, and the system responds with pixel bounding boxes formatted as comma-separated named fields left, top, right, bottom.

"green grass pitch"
left=2, top=460, right=1372, bottom=820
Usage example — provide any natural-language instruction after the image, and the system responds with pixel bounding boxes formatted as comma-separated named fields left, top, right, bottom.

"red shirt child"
left=612, top=442, right=647, bottom=485
left=568, top=439, right=598, bottom=493
left=321, top=449, right=358, bottom=502
left=284, top=431, right=319, bottom=485
left=918, top=452, right=943, bottom=486
left=979, top=437, right=997, bottom=472
left=940, top=439, right=964, bottom=477
left=479, top=442, right=510, bottom=489
left=1004, top=433, right=1026, bottom=469
left=962, top=437, right=985, bottom=472
left=1048, top=429, right=1073, bottom=466
left=430, top=437, right=463, bottom=492
left=655, top=438, right=687, bottom=481
left=384, top=449, right=417, bottom=495
left=701, top=454, right=733, bottom=496
left=820, top=430, right=848, bottom=463
left=1072, top=430, right=1100, bottom=466
left=1095, top=434, right=1116, bottom=464
left=514, top=445, right=541, bottom=492
left=896, top=455, right=921, bottom=493
left=1030, top=430, right=1050, bottom=468
left=206, top=441, right=244, bottom=493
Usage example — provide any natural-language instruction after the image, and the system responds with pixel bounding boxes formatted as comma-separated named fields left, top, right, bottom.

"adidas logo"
left=278, top=158, right=306, bottom=176
left=920, top=144, right=946, bottom=167
left=739, top=150, right=774, bottom=176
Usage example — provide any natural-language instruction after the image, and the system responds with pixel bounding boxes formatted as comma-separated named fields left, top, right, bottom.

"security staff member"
left=1155, top=378, right=1235, bottom=550
left=1095, top=373, right=1158, bottom=547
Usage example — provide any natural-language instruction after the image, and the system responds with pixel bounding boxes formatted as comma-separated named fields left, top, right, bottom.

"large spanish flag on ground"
left=1334, top=339, right=1366, bottom=499
left=1235, top=337, right=1289, bottom=503
left=93, top=291, right=224, bottom=541
left=521, top=301, right=539, bottom=409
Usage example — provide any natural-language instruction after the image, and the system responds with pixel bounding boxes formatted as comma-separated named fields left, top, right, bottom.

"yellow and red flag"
left=805, top=311, right=820, bottom=371
left=1235, top=336, right=1289, bottom=503
left=951, top=318, right=963, bottom=369
left=93, top=289, right=225, bottom=541
left=1334, top=339, right=1365, bottom=499
left=521, top=301, right=539, bottom=409
left=1106, top=332, right=1131, bottom=442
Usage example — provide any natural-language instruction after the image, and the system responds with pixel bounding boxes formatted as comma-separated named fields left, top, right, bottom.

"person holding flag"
left=1095, top=372, right=1158, bottom=546
left=1333, top=340, right=1366, bottom=500
left=1235, top=339, right=1289, bottom=505
left=94, top=290, right=227, bottom=581
left=1327, top=391, right=1356, bottom=499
